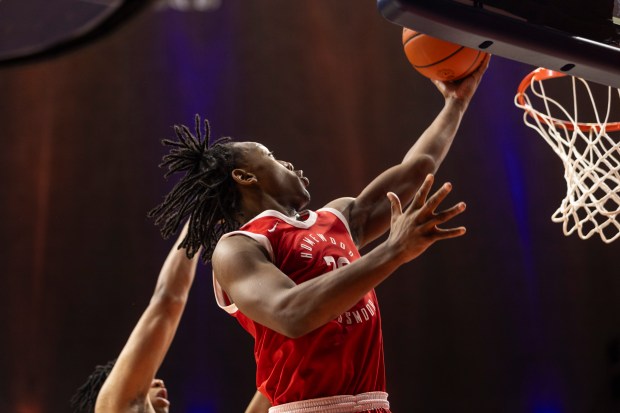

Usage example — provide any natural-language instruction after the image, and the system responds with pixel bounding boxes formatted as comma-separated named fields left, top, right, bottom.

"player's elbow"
left=150, top=289, right=187, bottom=314
left=270, top=302, right=324, bottom=338
left=409, top=154, right=438, bottom=175
left=277, top=321, right=312, bottom=339
left=255, top=287, right=328, bottom=338
left=276, top=326, right=303, bottom=339
left=268, top=308, right=307, bottom=338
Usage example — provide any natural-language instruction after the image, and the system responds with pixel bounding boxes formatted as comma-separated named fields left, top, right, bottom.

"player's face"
left=148, top=379, right=170, bottom=413
left=233, top=141, right=311, bottom=212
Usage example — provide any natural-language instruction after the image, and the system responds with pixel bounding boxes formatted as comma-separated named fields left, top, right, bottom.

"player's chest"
left=273, top=226, right=360, bottom=282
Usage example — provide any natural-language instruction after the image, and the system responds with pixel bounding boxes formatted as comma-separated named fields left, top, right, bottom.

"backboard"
left=378, top=0, right=620, bottom=88
left=0, top=0, right=153, bottom=66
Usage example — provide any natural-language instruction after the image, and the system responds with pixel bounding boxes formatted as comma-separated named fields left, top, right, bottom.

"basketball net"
left=515, top=68, right=620, bottom=243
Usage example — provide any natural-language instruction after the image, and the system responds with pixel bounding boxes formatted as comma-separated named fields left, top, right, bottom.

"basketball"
left=402, top=27, right=487, bottom=82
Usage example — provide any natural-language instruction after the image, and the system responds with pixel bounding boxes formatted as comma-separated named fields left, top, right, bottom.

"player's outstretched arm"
left=245, top=390, right=271, bottom=413
left=328, top=54, right=490, bottom=249
left=95, top=224, right=200, bottom=413
left=213, top=174, right=464, bottom=338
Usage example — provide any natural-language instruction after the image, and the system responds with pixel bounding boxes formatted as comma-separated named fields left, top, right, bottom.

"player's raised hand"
left=433, top=53, right=491, bottom=102
left=385, top=174, right=466, bottom=263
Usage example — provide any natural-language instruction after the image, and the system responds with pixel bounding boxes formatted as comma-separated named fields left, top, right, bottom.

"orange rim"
left=516, top=67, right=620, bottom=132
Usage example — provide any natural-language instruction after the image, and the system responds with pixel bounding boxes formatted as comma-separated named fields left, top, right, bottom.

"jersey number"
left=324, top=255, right=351, bottom=270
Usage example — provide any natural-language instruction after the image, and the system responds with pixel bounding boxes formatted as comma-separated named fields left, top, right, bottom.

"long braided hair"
left=148, top=115, right=242, bottom=262
left=70, top=359, right=116, bottom=413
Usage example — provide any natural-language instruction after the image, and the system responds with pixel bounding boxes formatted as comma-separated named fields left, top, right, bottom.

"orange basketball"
left=402, top=27, right=487, bottom=81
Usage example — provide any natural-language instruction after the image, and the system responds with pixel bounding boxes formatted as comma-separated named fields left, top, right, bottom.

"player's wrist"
left=379, top=236, right=413, bottom=267
left=445, top=95, right=469, bottom=112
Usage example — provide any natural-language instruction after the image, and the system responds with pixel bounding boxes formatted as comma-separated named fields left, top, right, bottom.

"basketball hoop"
left=515, top=68, right=620, bottom=243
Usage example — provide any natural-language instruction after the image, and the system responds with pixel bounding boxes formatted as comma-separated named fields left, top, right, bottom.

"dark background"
left=1, top=1, right=619, bottom=413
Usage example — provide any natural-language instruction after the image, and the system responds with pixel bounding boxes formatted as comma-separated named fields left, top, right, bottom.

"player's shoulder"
left=214, top=231, right=264, bottom=256
left=322, top=196, right=355, bottom=214
left=212, top=234, right=271, bottom=280
left=322, top=196, right=368, bottom=245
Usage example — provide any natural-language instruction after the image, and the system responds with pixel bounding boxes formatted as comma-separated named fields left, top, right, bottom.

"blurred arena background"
left=0, top=1, right=619, bottom=412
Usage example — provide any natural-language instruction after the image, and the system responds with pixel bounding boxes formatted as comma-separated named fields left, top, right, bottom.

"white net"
left=515, top=69, right=620, bottom=243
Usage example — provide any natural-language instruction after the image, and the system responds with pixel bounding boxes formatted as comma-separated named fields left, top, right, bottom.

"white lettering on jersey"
left=336, top=297, right=378, bottom=325
left=324, top=256, right=351, bottom=270
left=302, top=236, right=316, bottom=246
left=299, top=232, right=356, bottom=260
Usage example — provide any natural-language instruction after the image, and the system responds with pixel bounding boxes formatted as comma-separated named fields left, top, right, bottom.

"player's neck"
left=238, top=203, right=299, bottom=224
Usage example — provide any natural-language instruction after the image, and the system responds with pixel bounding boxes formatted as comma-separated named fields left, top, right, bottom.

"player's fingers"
left=432, top=202, right=467, bottom=224
left=432, top=226, right=467, bottom=240
left=410, top=174, right=434, bottom=210
left=475, top=53, right=491, bottom=75
left=421, top=181, right=453, bottom=213
left=387, top=192, right=403, bottom=221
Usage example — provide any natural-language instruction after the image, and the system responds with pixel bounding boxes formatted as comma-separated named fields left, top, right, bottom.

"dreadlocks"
left=70, top=359, right=116, bottom=413
left=148, top=115, right=241, bottom=262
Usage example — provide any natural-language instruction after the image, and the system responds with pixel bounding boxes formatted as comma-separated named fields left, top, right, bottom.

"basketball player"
left=70, top=223, right=271, bottom=413
left=148, top=55, right=490, bottom=412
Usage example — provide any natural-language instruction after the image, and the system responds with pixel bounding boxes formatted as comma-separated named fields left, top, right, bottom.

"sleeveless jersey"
left=213, top=208, right=386, bottom=406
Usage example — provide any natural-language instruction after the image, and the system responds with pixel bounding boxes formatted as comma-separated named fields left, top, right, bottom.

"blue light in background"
left=532, top=403, right=564, bottom=413
left=483, top=58, right=538, bottom=298
left=482, top=58, right=566, bottom=412
left=152, top=4, right=236, bottom=411
left=187, top=404, right=218, bottom=413
left=168, top=29, right=225, bottom=117
left=157, top=5, right=235, bottom=124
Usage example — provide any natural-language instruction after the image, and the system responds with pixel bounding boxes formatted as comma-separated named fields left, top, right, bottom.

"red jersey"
left=213, top=208, right=386, bottom=406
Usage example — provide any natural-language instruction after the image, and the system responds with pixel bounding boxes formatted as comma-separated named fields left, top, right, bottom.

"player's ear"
left=231, top=168, right=257, bottom=185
